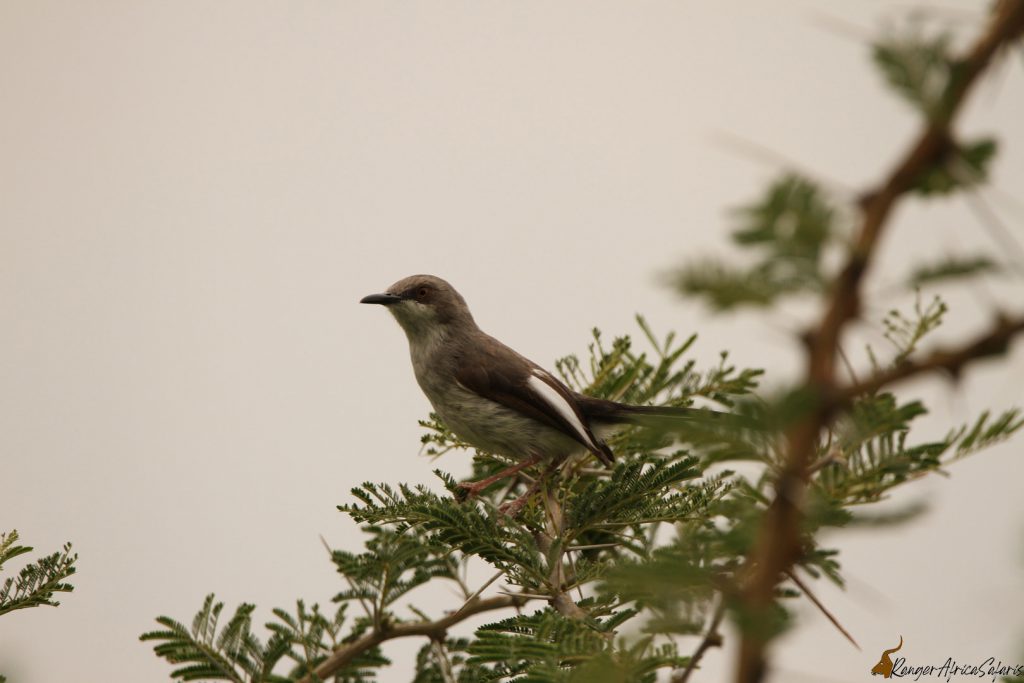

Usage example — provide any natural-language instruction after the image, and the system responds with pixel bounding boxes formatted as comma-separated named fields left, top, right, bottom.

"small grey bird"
left=361, top=274, right=699, bottom=513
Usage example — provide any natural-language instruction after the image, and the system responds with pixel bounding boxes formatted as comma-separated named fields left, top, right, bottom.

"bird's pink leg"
left=498, top=458, right=562, bottom=517
left=457, top=454, right=544, bottom=498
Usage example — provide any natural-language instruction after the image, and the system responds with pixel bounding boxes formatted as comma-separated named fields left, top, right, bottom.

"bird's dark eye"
left=417, top=287, right=429, bottom=299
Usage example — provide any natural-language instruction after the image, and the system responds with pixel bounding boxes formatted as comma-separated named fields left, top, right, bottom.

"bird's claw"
left=455, top=480, right=490, bottom=501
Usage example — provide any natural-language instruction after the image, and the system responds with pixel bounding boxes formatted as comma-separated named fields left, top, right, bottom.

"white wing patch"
left=527, top=373, right=597, bottom=450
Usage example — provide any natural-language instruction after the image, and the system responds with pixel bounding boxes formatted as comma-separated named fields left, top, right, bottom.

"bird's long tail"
left=577, top=397, right=760, bottom=442
left=604, top=403, right=717, bottom=421
left=577, top=396, right=728, bottom=425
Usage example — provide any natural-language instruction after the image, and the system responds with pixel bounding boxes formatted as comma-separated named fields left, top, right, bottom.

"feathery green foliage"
left=0, top=530, right=76, bottom=618
left=914, top=137, right=999, bottom=196
left=880, top=292, right=948, bottom=365
left=141, top=595, right=289, bottom=683
left=907, top=255, right=999, bottom=288
left=872, top=19, right=999, bottom=194
left=465, top=607, right=688, bottom=683
left=141, top=595, right=389, bottom=682
left=872, top=22, right=954, bottom=117
left=0, top=530, right=77, bottom=683
left=342, top=484, right=544, bottom=587
left=145, top=304, right=1020, bottom=681
left=669, top=174, right=838, bottom=310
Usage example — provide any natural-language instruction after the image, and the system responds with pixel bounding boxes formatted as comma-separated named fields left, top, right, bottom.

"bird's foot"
left=455, top=479, right=492, bottom=501
left=454, top=455, right=546, bottom=502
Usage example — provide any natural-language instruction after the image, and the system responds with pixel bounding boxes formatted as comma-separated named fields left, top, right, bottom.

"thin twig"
left=785, top=569, right=860, bottom=650
left=711, top=130, right=858, bottom=198
left=297, top=594, right=532, bottom=683
left=578, top=467, right=613, bottom=477
left=565, top=550, right=586, bottom=602
left=498, top=591, right=552, bottom=600
left=839, top=315, right=1024, bottom=400
left=431, top=637, right=457, bottom=683
left=567, top=543, right=621, bottom=551
left=320, top=534, right=374, bottom=621
left=452, top=569, right=505, bottom=617
left=806, top=10, right=872, bottom=43
left=837, top=344, right=860, bottom=386
left=673, top=598, right=727, bottom=683
left=808, top=447, right=847, bottom=475
left=542, top=480, right=588, bottom=620
left=947, top=151, right=1024, bottom=275
left=443, top=555, right=471, bottom=601
left=964, top=185, right=1024, bottom=267
left=496, top=474, right=522, bottom=505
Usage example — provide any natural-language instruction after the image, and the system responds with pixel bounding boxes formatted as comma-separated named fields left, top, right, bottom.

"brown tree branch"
left=735, top=3, right=1024, bottom=682
left=839, top=315, right=1024, bottom=401
left=298, top=594, right=530, bottom=683
left=541, top=483, right=589, bottom=621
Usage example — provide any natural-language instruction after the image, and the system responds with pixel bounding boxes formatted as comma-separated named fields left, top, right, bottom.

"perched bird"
left=360, top=274, right=704, bottom=514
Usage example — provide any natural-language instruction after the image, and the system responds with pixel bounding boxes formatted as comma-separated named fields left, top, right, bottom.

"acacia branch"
left=839, top=315, right=1024, bottom=400
left=541, top=483, right=588, bottom=621
left=735, top=3, right=1024, bottom=682
left=298, top=594, right=530, bottom=683
left=812, top=0, right=1024, bottom=389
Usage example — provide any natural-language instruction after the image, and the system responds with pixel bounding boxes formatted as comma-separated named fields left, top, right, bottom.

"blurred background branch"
left=736, top=3, right=1024, bottom=681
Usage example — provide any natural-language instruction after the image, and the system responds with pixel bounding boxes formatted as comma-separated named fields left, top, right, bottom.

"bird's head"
left=360, top=274, right=475, bottom=338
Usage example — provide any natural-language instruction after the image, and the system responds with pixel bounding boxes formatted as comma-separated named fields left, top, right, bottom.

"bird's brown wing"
left=453, top=336, right=614, bottom=466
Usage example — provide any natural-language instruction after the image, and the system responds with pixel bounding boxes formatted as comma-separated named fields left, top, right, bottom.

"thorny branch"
left=784, top=569, right=859, bottom=651
left=541, top=480, right=588, bottom=621
left=302, top=475, right=588, bottom=682
left=297, top=594, right=531, bottom=683
left=735, top=3, right=1024, bottom=682
left=840, top=315, right=1024, bottom=400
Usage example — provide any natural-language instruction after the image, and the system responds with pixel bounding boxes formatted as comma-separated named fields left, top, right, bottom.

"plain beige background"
left=2, top=2, right=1024, bottom=681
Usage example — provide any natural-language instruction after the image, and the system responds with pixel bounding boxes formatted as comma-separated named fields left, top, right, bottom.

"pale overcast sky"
left=2, top=2, right=1023, bottom=682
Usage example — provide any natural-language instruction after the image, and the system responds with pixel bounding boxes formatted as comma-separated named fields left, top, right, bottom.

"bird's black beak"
left=360, top=292, right=403, bottom=306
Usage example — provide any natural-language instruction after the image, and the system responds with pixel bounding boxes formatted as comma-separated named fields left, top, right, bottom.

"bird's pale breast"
left=419, top=372, right=581, bottom=461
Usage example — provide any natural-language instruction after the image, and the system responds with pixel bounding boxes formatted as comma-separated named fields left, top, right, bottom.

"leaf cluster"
left=0, top=530, right=76, bottom=618
left=669, top=175, right=839, bottom=309
left=141, top=595, right=388, bottom=682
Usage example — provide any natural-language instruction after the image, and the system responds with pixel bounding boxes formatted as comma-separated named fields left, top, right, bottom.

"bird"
left=360, top=274, right=709, bottom=515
